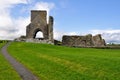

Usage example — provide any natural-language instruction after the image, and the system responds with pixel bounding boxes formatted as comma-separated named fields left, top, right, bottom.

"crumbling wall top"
left=31, top=10, right=47, bottom=22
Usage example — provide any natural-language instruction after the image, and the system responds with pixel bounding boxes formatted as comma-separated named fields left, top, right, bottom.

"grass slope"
left=0, top=41, right=21, bottom=80
left=8, top=42, right=120, bottom=80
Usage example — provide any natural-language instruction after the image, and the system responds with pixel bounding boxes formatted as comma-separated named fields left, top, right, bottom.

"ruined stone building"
left=26, top=10, right=54, bottom=44
left=15, top=10, right=106, bottom=47
left=62, top=34, right=106, bottom=47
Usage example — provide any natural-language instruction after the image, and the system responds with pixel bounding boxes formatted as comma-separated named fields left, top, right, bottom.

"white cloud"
left=33, top=2, right=55, bottom=13
left=0, top=0, right=29, bottom=40
left=0, top=0, right=27, bottom=9
left=90, top=29, right=120, bottom=43
left=90, top=29, right=120, bottom=34
left=54, top=29, right=78, bottom=41
left=0, top=0, right=55, bottom=40
left=0, top=16, right=30, bottom=40
left=54, top=30, right=64, bottom=40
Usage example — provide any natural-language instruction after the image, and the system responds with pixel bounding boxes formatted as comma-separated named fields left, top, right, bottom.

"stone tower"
left=26, top=10, right=54, bottom=43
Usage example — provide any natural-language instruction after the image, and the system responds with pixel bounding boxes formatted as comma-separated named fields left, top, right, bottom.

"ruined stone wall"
left=48, top=16, right=54, bottom=42
left=92, top=34, right=106, bottom=47
left=62, top=34, right=106, bottom=47
left=31, top=10, right=47, bottom=22
left=26, top=38, right=54, bottom=44
left=26, top=10, right=54, bottom=43
left=26, top=10, right=48, bottom=39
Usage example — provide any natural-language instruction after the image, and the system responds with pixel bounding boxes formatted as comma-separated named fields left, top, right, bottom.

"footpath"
left=1, top=42, right=38, bottom=80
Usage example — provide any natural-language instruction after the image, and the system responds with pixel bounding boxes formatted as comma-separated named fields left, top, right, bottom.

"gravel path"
left=1, top=42, right=39, bottom=80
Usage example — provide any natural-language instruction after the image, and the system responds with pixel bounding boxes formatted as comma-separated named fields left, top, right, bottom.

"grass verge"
left=0, top=41, right=21, bottom=80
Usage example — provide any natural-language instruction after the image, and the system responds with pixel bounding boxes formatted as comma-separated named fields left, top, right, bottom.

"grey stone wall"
left=92, top=34, right=106, bottom=47
left=48, top=16, right=54, bottom=42
left=26, top=10, right=54, bottom=43
left=62, top=34, right=106, bottom=47
left=26, top=38, right=54, bottom=44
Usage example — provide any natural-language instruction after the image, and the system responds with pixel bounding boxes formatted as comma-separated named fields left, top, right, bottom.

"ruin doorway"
left=33, top=29, right=44, bottom=40
left=35, top=31, right=43, bottom=39
left=26, top=10, right=54, bottom=43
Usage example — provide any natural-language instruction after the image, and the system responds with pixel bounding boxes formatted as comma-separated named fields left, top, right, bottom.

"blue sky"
left=53, top=0, right=120, bottom=32
left=0, top=0, right=120, bottom=43
left=11, top=0, right=120, bottom=31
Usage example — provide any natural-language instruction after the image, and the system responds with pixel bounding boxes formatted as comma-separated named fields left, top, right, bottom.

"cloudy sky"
left=0, top=0, right=120, bottom=43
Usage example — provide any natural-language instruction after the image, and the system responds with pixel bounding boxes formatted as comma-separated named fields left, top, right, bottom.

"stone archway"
left=33, top=28, right=43, bottom=39
left=35, top=31, right=43, bottom=39
left=26, top=10, right=54, bottom=43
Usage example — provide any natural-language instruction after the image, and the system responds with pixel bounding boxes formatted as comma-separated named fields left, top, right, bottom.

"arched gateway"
left=26, top=10, right=54, bottom=43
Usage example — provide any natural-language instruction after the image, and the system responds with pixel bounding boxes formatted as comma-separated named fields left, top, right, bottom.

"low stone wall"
left=26, top=38, right=54, bottom=44
left=15, top=37, right=54, bottom=45
left=62, top=34, right=106, bottom=47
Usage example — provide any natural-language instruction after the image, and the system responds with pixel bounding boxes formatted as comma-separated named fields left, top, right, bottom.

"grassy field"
left=0, top=41, right=21, bottom=80
left=8, top=42, right=120, bottom=80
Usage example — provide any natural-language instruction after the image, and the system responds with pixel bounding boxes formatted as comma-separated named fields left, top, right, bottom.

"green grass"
left=8, top=42, right=120, bottom=80
left=0, top=41, right=21, bottom=80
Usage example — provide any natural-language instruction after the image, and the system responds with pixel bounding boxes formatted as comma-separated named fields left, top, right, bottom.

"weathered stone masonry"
left=62, top=34, right=106, bottom=47
left=26, top=10, right=54, bottom=43
left=15, top=10, right=106, bottom=47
